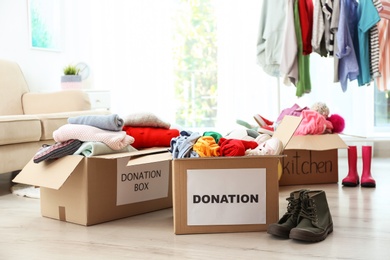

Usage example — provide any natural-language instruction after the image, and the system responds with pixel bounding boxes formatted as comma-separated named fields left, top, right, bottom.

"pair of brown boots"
left=267, top=190, right=333, bottom=242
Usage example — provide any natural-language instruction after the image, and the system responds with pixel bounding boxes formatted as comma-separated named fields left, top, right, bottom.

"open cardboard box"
left=280, top=134, right=348, bottom=186
left=172, top=116, right=302, bottom=234
left=13, top=148, right=172, bottom=226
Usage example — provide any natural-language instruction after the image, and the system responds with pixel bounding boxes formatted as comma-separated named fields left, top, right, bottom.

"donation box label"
left=187, top=168, right=266, bottom=225
left=117, top=161, right=170, bottom=205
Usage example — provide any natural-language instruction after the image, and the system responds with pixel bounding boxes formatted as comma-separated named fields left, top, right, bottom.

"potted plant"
left=61, top=64, right=82, bottom=89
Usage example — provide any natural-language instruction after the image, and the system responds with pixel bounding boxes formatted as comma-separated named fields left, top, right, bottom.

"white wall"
left=0, top=0, right=94, bottom=92
left=0, top=0, right=176, bottom=122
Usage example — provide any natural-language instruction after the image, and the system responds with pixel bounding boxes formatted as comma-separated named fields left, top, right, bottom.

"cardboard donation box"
left=172, top=116, right=302, bottom=235
left=280, top=134, right=348, bottom=186
left=13, top=148, right=172, bottom=226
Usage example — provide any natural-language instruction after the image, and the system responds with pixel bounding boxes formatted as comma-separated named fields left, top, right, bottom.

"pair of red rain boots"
left=342, top=146, right=376, bottom=188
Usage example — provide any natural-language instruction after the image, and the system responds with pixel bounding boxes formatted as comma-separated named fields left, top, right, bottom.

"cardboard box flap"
left=91, top=147, right=169, bottom=159
left=127, top=152, right=172, bottom=166
left=285, top=134, right=348, bottom=150
left=273, top=115, right=303, bottom=149
left=13, top=155, right=84, bottom=190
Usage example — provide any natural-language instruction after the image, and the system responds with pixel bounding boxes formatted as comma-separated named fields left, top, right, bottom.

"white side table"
left=84, top=90, right=111, bottom=110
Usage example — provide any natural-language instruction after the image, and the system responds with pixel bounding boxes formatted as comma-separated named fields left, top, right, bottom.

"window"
left=88, top=0, right=277, bottom=133
left=172, top=0, right=218, bottom=128
left=374, top=87, right=390, bottom=129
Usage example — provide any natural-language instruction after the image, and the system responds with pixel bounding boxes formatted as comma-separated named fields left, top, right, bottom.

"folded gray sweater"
left=68, top=114, right=124, bottom=131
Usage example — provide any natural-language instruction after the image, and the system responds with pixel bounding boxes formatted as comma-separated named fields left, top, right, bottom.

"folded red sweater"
left=123, top=126, right=180, bottom=149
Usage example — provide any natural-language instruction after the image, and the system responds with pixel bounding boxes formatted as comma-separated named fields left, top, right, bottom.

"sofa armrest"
left=22, top=90, right=92, bottom=114
left=36, top=110, right=111, bottom=140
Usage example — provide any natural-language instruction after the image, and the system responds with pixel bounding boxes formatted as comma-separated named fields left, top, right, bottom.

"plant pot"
left=61, top=75, right=82, bottom=90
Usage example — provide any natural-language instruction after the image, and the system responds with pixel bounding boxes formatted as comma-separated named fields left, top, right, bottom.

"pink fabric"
left=294, top=110, right=333, bottom=135
left=275, top=103, right=309, bottom=124
left=53, top=124, right=134, bottom=150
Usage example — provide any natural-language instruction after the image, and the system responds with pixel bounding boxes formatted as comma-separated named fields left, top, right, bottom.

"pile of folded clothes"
left=33, top=114, right=135, bottom=163
left=121, top=112, right=180, bottom=149
left=33, top=112, right=286, bottom=163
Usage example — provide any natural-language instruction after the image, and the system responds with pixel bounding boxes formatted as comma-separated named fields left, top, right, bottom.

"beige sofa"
left=0, top=59, right=108, bottom=175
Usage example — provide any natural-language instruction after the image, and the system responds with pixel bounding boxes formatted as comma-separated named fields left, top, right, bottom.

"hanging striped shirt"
left=370, top=25, right=381, bottom=79
left=380, top=0, right=390, bottom=20
left=322, top=0, right=334, bottom=56
left=369, top=0, right=382, bottom=80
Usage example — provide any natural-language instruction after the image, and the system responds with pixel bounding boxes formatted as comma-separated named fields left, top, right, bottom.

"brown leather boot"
left=267, top=189, right=308, bottom=238
left=289, top=190, right=333, bottom=242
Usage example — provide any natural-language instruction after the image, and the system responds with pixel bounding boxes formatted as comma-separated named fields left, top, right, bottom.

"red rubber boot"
left=361, top=146, right=376, bottom=188
left=342, top=146, right=359, bottom=187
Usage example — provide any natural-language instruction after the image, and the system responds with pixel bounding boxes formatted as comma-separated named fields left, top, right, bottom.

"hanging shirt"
left=356, top=0, right=381, bottom=86
left=330, top=0, right=341, bottom=83
left=294, top=0, right=311, bottom=97
left=380, top=0, right=390, bottom=20
left=375, top=1, right=390, bottom=91
left=336, top=0, right=359, bottom=92
left=370, top=25, right=381, bottom=79
left=298, top=0, right=314, bottom=55
left=280, top=0, right=299, bottom=85
left=369, top=0, right=383, bottom=80
left=256, top=0, right=287, bottom=77
left=312, top=0, right=328, bottom=57
left=322, top=0, right=335, bottom=56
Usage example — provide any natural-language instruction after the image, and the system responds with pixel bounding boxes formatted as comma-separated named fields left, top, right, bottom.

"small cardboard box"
left=13, top=148, right=172, bottom=226
left=172, top=116, right=302, bottom=234
left=279, top=134, right=348, bottom=186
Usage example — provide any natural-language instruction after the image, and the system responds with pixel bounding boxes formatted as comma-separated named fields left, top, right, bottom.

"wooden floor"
left=1, top=157, right=389, bottom=260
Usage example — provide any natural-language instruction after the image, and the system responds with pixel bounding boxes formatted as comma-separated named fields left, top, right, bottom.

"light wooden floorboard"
left=1, top=158, right=389, bottom=260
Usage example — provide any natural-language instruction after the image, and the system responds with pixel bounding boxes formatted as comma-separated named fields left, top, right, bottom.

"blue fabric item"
left=169, top=131, right=201, bottom=159
left=337, top=0, right=360, bottom=92
left=356, top=0, right=381, bottom=86
left=68, top=114, right=124, bottom=131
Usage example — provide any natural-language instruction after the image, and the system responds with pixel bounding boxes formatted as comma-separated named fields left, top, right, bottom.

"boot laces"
left=299, top=195, right=319, bottom=225
left=285, top=196, right=300, bottom=218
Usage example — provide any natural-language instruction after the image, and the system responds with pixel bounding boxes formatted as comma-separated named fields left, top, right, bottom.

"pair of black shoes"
left=267, top=189, right=333, bottom=242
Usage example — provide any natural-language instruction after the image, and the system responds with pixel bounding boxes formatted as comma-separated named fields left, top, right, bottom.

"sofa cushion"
left=0, top=116, right=41, bottom=145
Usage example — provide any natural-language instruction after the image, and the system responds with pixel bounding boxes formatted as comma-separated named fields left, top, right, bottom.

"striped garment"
left=369, top=0, right=383, bottom=80
left=376, top=5, right=390, bottom=91
left=322, top=0, right=334, bottom=56
left=370, top=25, right=381, bottom=79
left=373, top=0, right=383, bottom=11
left=380, top=0, right=390, bottom=19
